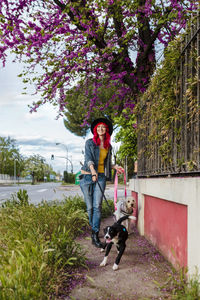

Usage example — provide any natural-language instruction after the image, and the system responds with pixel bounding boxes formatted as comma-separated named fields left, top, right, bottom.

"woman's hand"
left=113, top=165, right=124, bottom=174
left=91, top=173, right=98, bottom=182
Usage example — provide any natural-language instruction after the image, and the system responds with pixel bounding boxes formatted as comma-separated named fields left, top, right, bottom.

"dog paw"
left=129, top=216, right=137, bottom=220
left=100, top=257, right=107, bottom=267
left=112, top=263, right=119, bottom=271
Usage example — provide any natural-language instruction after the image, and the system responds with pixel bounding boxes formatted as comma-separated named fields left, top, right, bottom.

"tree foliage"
left=114, top=113, right=137, bottom=177
left=63, top=78, right=119, bottom=136
left=0, top=136, right=24, bottom=176
left=0, top=136, right=55, bottom=180
left=23, top=154, right=54, bottom=183
left=115, top=114, right=137, bottom=159
left=0, top=0, right=197, bottom=122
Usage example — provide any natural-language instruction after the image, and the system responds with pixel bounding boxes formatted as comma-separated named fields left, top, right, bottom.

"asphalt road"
left=0, top=182, right=130, bottom=205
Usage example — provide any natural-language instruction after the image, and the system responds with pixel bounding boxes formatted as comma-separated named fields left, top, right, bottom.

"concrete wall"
left=129, top=177, right=200, bottom=275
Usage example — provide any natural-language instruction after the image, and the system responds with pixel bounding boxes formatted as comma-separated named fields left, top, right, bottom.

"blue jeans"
left=80, top=173, right=106, bottom=233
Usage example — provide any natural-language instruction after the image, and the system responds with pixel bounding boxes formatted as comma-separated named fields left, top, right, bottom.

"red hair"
left=92, top=122, right=111, bottom=149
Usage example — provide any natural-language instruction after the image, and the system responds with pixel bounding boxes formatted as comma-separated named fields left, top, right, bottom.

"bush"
left=2, top=189, right=29, bottom=208
left=0, top=190, right=115, bottom=299
left=101, top=199, right=115, bottom=218
left=0, top=192, right=88, bottom=299
left=63, top=171, right=75, bottom=183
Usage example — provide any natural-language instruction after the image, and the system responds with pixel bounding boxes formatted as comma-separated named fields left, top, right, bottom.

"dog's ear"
left=103, top=227, right=108, bottom=234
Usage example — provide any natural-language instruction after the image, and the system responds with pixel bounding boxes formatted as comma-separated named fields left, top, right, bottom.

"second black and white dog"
left=100, top=215, right=135, bottom=271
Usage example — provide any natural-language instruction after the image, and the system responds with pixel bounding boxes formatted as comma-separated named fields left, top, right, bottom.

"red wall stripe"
left=144, top=195, right=187, bottom=268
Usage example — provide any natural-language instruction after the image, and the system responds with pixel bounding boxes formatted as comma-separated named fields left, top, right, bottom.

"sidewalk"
left=66, top=215, right=175, bottom=300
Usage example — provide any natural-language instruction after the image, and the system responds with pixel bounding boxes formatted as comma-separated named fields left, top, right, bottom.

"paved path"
left=66, top=216, right=174, bottom=300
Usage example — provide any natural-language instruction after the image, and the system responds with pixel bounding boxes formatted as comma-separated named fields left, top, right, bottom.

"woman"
left=80, top=118, right=123, bottom=248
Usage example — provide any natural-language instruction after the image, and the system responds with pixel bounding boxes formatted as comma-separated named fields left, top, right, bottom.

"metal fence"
left=0, top=174, right=30, bottom=184
left=137, top=13, right=200, bottom=177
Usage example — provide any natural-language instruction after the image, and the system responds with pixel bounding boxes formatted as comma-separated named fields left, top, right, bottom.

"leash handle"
left=114, top=169, right=127, bottom=211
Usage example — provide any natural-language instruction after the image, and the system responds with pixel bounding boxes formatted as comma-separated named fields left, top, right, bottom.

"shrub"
left=2, top=189, right=29, bottom=208
left=0, top=192, right=88, bottom=299
left=63, top=171, right=75, bottom=183
left=101, top=199, right=115, bottom=218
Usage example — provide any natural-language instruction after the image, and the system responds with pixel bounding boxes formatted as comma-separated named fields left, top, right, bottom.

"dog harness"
left=119, top=201, right=133, bottom=216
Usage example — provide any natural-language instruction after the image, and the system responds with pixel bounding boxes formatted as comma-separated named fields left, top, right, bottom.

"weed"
left=2, top=189, right=29, bottom=208
left=159, top=267, right=200, bottom=299
left=171, top=267, right=200, bottom=299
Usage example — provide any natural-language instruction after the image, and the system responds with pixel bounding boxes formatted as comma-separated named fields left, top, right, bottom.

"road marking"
left=37, top=189, right=48, bottom=193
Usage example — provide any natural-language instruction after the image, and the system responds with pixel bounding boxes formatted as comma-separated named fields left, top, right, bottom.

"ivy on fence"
left=137, top=16, right=200, bottom=176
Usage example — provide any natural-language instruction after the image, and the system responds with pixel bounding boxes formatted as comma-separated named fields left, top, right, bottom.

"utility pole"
left=56, top=143, right=68, bottom=173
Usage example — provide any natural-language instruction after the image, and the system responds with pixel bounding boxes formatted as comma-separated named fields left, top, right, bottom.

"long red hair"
left=92, top=122, right=111, bottom=149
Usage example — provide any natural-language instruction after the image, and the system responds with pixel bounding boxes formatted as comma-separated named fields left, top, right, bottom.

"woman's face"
left=96, top=123, right=107, bottom=137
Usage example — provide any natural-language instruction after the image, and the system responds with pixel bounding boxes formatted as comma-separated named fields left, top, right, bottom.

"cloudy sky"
left=0, top=56, right=90, bottom=174
left=0, top=56, right=120, bottom=175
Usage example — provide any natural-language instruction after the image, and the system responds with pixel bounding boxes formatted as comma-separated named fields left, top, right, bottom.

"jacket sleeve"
left=85, top=139, right=95, bottom=168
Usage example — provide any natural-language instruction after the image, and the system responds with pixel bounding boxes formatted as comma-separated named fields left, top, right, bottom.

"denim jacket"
left=81, top=138, right=112, bottom=181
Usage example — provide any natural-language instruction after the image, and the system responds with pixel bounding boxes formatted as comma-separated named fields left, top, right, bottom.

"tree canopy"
left=0, top=136, right=24, bottom=176
left=63, top=78, right=119, bottom=135
left=0, top=136, right=56, bottom=181
left=0, top=0, right=197, bottom=123
left=23, top=154, right=54, bottom=183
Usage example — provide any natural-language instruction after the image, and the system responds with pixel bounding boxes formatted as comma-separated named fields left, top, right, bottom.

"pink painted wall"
left=144, top=195, right=187, bottom=268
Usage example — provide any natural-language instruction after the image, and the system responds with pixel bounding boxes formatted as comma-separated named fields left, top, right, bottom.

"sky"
left=0, top=56, right=120, bottom=175
left=0, top=56, right=90, bottom=175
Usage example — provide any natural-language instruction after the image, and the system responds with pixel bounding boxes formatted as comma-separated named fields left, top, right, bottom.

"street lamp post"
left=14, top=159, right=16, bottom=184
left=56, top=143, right=68, bottom=172
left=51, top=155, right=73, bottom=173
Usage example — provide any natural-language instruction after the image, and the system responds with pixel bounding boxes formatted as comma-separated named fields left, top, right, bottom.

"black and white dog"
left=100, top=215, right=135, bottom=271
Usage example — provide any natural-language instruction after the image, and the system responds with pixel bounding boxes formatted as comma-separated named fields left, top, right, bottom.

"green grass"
left=170, top=267, right=200, bottom=299
left=0, top=189, right=115, bottom=299
left=0, top=190, right=89, bottom=299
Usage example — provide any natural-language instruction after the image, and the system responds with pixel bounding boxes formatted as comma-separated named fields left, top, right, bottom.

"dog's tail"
left=117, top=215, right=136, bottom=224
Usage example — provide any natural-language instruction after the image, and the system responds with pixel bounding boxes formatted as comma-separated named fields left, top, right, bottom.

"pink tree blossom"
left=0, top=0, right=198, bottom=119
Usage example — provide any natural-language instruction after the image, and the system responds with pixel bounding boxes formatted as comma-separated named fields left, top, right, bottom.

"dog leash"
left=114, top=169, right=127, bottom=211
left=96, top=180, right=116, bottom=221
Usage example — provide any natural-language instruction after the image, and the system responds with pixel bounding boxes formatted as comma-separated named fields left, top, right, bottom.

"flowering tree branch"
left=0, top=0, right=198, bottom=122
